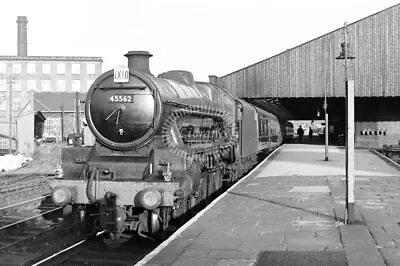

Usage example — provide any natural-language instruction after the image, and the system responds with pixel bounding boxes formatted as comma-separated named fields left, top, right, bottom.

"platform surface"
left=139, top=144, right=400, bottom=266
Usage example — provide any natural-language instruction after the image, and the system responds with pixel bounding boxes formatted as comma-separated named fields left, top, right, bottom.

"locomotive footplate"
left=50, top=179, right=179, bottom=206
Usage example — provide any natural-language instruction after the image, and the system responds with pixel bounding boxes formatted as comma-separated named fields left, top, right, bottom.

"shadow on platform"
left=255, top=251, right=347, bottom=266
left=228, top=191, right=346, bottom=224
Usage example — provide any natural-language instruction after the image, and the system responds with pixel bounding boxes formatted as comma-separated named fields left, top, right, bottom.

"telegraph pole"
left=75, top=92, right=82, bottom=146
left=336, top=22, right=356, bottom=224
left=8, top=77, right=15, bottom=154
left=60, top=104, right=64, bottom=141
left=75, top=92, right=80, bottom=134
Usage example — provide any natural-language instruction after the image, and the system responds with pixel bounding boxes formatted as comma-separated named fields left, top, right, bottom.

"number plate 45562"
left=108, top=95, right=134, bottom=103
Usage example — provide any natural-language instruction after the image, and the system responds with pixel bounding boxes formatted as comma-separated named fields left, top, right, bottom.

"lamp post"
left=336, top=22, right=356, bottom=224
left=323, top=93, right=328, bottom=161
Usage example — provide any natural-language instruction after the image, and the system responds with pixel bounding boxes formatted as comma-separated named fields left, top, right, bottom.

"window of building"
left=27, top=63, right=36, bottom=74
left=57, top=63, right=65, bottom=74
left=27, top=80, right=36, bottom=91
left=72, top=63, right=80, bottom=74
left=57, top=80, right=66, bottom=91
left=12, top=63, right=21, bottom=73
left=0, top=138, right=5, bottom=150
left=0, top=63, right=6, bottom=73
left=42, top=80, right=51, bottom=91
left=44, top=117, right=61, bottom=138
left=42, top=63, right=51, bottom=74
left=72, top=79, right=80, bottom=92
left=13, top=80, right=22, bottom=91
left=0, top=93, right=6, bottom=110
left=87, top=63, right=96, bottom=74
left=0, top=80, right=6, bottom=91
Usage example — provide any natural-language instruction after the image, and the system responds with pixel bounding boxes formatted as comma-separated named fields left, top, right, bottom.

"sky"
left=1, top=0, right=399, bottom=82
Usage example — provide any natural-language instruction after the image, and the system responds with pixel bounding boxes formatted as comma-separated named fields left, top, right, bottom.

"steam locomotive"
left=50, top=51, right=293, bottom=240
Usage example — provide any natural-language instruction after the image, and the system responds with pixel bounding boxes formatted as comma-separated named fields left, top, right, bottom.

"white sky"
left=1, top=1, right=399, bottom=81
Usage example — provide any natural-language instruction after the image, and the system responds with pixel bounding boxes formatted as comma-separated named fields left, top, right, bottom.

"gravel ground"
left=12, top=142, right=63, bottom=175
left=0, top=142, right=63, bottom=206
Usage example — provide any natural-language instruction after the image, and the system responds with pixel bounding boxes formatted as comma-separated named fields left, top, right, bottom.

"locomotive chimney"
left=124, top=51, right=152, bottom=75
left=17, top=16, right=28, bottom=56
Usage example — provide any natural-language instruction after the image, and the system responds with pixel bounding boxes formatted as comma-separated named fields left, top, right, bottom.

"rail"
left=382, top=144, right=400, bottom=157
left=0, top=206, right=62, bottom=231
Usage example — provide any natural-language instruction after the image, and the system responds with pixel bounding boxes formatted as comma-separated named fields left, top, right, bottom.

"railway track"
left=33, top=232, right=160, bottom=266
left=0, top=173, right=54, bottom=207
left=0, top=197, right=62, bottom=248
left=0, top=197, right=66, bottom=264
left=0, top=193, right=158, bottom=265
left=0, top=198, right=103, bottom=266
left=0, top=172, right=74, bottom=265
left=0, top=173, right=55, bottom=186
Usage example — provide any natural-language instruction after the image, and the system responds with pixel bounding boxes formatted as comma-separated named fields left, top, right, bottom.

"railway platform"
left=137, top=144, right=400, bottom=266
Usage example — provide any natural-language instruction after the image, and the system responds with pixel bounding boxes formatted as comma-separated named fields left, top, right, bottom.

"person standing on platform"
left=309, top=127, right=313, bottom=142
left=297, top=126, right=304, bottom=143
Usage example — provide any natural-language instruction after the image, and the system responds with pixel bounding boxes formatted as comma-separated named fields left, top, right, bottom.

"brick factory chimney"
left=17, top=16, right=28, bottom=56
left=124, top=51, right=152, bottom=75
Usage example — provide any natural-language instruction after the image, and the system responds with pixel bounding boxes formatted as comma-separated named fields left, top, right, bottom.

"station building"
left=215, top=3, right=400, bottom=149
left=0, top=16, right=102, bottom=155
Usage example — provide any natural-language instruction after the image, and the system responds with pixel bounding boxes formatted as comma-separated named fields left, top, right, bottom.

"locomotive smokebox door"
left=85, top=67, right=162, bottom=151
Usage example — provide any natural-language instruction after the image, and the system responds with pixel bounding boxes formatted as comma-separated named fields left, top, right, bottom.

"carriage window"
left=263, top=120, right=266, bottom=135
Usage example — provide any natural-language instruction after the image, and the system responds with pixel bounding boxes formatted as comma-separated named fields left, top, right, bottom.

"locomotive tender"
left=50, top=51, right=292, bottom=239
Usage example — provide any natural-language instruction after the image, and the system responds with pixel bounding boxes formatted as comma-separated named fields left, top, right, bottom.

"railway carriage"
left=49, top=51, right=290, bottom=240
left=283, top=121, right=294, bottom=142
